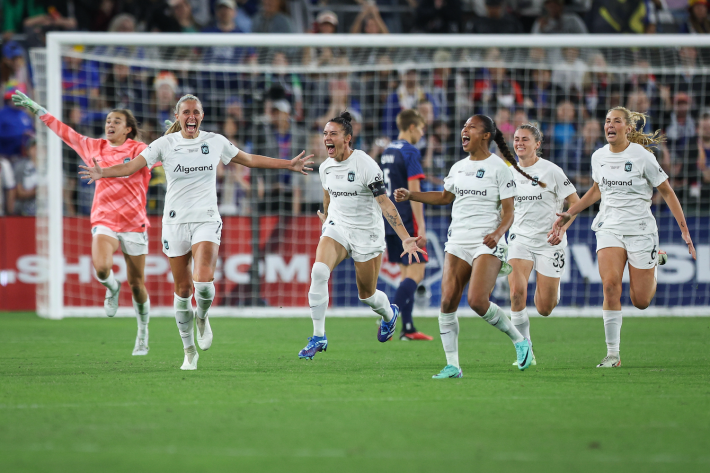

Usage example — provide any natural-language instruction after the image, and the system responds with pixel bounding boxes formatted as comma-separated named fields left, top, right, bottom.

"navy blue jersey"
left=379, top=140, right=425, bottom=236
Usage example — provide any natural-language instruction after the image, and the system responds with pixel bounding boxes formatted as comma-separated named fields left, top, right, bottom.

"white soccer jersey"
left=591, top=142, right=668, bottom=235
left=509, top=158, right=576, bottom=249
left=319, top=150, right=385, bottom=234
left=443, top=154, right=517, bottom=244
left=142, top=131, right=239, bottom=224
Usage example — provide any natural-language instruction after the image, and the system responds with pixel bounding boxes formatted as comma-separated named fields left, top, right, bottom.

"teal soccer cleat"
left=515, top=339, right=533, bottom=370
left=432, top=365, right=463, bottom=379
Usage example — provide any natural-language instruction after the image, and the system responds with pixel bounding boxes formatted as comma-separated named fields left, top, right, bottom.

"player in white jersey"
left=297, top=111, right=425, bottom=360
left=396, top=115, right=535, bottom=378
left=507, top=124, right=580, bottom=367
left=81, top=94, right=313, bottom=371
left=553, top=107, right=696, bottom=368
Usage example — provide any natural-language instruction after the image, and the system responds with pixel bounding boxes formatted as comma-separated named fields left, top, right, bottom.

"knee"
left=174, top=282, right=192, bottom=299
left=440, top=292, right=458, bottom=313
left=128, top=280, right=144, bottom=298
left=510, top=286, right=527, bottom=308
left=95, top=266, right=111, bottom=280
left=358, top=289, right=375, bottom=300
left=310, top=262, right=331, bottom=287
left=536, top=304, right=554, bottom=317
left=468, top=297, right=489, bottom=317
left=603, top=281, right=623, bottom=301
left=630, top=294, right=651, bottom=310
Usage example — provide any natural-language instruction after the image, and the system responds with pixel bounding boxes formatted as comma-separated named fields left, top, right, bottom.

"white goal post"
left=35, top=32, right=710, bottom=318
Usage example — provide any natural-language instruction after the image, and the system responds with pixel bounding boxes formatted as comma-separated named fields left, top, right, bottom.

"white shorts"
left=596, top=231, right=660, bottom=270
left=508, top=242, right=565, bottom=279
left=161, top=221, right=222, bottom=258
left=321, top=222, right=385, bottom=263
left=444, top=238, right=508, bottom=267
left=92, top=225, right=148, bottom=256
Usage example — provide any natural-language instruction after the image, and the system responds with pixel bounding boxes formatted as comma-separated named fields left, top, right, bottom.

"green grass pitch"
left=1, top=312, right=709, bottom=472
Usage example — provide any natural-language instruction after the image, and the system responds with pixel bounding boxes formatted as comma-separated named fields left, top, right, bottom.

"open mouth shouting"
left=461, top=134, right=470, bottom=148
left=185, top=118, right=198, bottom=134
left=325, top=142, right=336, bottom=157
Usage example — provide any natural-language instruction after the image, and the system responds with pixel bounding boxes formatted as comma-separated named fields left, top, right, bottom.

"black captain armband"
left=368, top=179, right=386, bottom=197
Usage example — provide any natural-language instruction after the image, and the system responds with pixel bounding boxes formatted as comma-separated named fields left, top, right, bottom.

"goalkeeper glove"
left=11, top=90, right=47, bottom=116
left=164, top=119, right=174, bottom=130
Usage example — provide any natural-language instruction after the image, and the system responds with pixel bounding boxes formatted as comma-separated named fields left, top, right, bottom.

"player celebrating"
left=507, top=124, right=580, bottom=366
left=81, top=94, right=313, bottom=370
left=396, top=115, right=534, bottom=378
left=553, top=107, right=696, bottom=368
left=298, top=111, right=425, bottom=360
left=12, top=90, right=154, bottom=356
left=379, top=109, right=432, bottom=341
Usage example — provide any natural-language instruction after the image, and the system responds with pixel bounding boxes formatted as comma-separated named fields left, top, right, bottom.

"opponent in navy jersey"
left=380, top=110, right=432, bottom=341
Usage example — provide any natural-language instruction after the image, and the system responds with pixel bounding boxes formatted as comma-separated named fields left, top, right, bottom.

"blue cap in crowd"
left=3, top=41, right=25, bottom=59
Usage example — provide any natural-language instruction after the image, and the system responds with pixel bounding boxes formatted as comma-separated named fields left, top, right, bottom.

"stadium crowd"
left=1, top=0, right=710, bottom=217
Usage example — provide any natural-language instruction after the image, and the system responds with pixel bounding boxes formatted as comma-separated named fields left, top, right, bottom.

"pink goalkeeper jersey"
left=41, top=113, right=153, bottom=233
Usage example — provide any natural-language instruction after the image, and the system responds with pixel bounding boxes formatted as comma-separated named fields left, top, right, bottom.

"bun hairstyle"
left=327, top=110, right=354, bottom=146
left=608, top=106, right=665, bottom=153
left=516, top=123, right=543, bottom=157
left=165, top=94, right=203, bottom=135
left=475, top=114, right=546, bottom=187
left=109, top=109, right=141, bottom=140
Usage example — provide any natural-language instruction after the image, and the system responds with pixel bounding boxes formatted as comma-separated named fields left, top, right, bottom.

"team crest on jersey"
left=163, top=240, right=169, bottom=250
left=476, top=169, right=485, bottom=178
left=624, top=161, right=633, bottom=172
left=201, top=143, right=209, bottom=154
left=347, top=171, right=355, bottom=182
left=510, top=233, right=516, bottom=240
left=169, top=210, right=176, bottom=218
left=531, top=176, right=539, bottom=186
left=123, top=157, right=131, bottom=164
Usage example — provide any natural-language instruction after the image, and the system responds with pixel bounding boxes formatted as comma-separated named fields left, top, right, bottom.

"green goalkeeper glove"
left=11, top=90, right=47, bottom=116
left=164, top=119, right=174, bottom=130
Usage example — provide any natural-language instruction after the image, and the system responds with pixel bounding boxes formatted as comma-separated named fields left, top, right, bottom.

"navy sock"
left=394, top=278, right=418, bottom=333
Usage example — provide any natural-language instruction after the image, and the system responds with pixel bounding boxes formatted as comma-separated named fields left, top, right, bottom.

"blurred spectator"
left=170, top=0, right=201, bottom=32
left=547, top=99, right=578, bottom=163
left=3, top=0, right=45, bottom=36
left=261, top=51, right=304, bottom=121
left=415, top=0, right=461, bottom=33
left=471, top=60, right=524, bottom=115
left=314, top=68, right=360, bottom=130
left=218, top=117, right=251, bottom=215
left=665, top=92, right=699, bottom=201
left=421, top=119, right=455, bottom=193
left=625, top=59, right=669, bottom=114
left=202, top=0, right=249, bottom=63
left=551, top=47, right=586, bottom=97
left=61, top=46, right=101, bottom=113
left=626, top=89, right=655, bottom=132
left=146, top=0, right=182, bottom=32
left=151, top=71, right=179, bottom=135
left=107, top=12, right=137, bottom=32
left=0, top=154, right=16, bottom=215
left=697, top=109, right=710, bottom=199
left=463, top=0, right=523, bottom=34
left=293, top=133, right=328, bottom=215
left=512, top=108, right=529, bottom=129
left=252, top=0, right=294, bottom=33
left=303, top=10, right=343, bottom=67
left=382, top=69, right=438, bottom=139
left=568, top=119, right=603, bottom=192
left=582, top=53, right=616, bottom=120
left=21, top=2, right=78, bottom=47
left=86, top=0, right=120, bottom=31
left=531, top=0, right=588, bottom=34
left=681, top=0, right=710, bottom=34
left=430, top=49, right=469, bottom=123
left=663, top=47, right=705, bottom=106
left=12, top=134, right=36, bottom=216
left=0, top=83, right=34, bottom=157
left=102, top=61, right=148, bottom=125
left=586, top=0, right=646, bottom=34
left=361, top=54, right=398, bottom=136
left=350, top=3, right=390, bottom=34
left=1, top=41, right=31, bottom=98
left=506, top=0, right=546, bottom=32
left=494, top=107, right=515, bottom=146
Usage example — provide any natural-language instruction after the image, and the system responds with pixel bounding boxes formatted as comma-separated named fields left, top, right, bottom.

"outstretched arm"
left=553, top=182, right=601, bottom=234
left=657, top=180, right=696, bottom=259
left=547, top=192, right=581, bottom=245
left=79, top=155, right=147, bottom=184
left=231, top=150, right=314, bottom=175
left=394, top=187, right=455, bottom=206
left=376, top=194, right=426, bottom=263
left=408, top=179, right=427, bottom=246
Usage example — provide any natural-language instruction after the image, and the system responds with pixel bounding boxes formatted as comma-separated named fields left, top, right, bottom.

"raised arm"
left=657, top=180, right=696, bottom=259
left=553, top=182, right=601, bottom=234
left=376, top=193, right=426, bottom=263
left=394, top=187, right=455, bottom=206
left=231, top=150, right=314, bottom=175
left=79, top=155, right=148, bottom=184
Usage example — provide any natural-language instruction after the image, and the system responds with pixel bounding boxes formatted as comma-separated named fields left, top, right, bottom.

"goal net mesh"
left=30, top=39, right=710, bottom=316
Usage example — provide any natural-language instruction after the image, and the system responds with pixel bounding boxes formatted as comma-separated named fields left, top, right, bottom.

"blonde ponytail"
left=165, top=94, right=203, bottom=136
left=609, top=106, right=666, bottom=153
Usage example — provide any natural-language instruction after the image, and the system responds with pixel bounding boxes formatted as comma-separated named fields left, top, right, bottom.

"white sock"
left=97, top=270, right=119, bottom=293
left=482, top=302, right=524, bottom=344
left=510, top=308, right=530, bottom=344
left=360, top=290, right=394, bottom=321
left=438, top=311, right=459, bottom=368
left=194, top=281, right=215, bottom=320
left=133, top=296, right=150, bottom=337
left=174, top=293, right=195, bottom=349
left=308, top=262, right=330, bottom=337
left=603, top=309, right=622, bottom=356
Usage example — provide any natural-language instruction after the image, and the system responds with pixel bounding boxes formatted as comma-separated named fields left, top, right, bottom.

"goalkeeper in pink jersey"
left=12, top=90, right=154, bottom=356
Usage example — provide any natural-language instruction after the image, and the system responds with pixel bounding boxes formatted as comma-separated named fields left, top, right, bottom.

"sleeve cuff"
left=407, top=173, right=425, bottom=181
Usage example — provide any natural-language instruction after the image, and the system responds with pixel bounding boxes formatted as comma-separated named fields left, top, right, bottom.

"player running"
left=12, top=90, right=154, bottom=356
left=553, top=106, right=696, bottom=368
left=379, top=110, right=432, bottom=341
left=507, top=123, right=580, bottom=367
left=298, top=111, right=425, bottom=360
left=396, top=115, right=535, bottom=378
left=81, top=94, right=313, bottom=370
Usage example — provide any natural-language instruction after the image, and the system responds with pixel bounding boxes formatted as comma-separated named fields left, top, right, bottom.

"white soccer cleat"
left=596, top=354, right=621, bottom=368
left=180, top=347, right=199, bottom=370
left=196, top=316, right=213, bottom=351
left=104, top=284, right=120, bottom=317
left=132, top=329, right=149, bottom=356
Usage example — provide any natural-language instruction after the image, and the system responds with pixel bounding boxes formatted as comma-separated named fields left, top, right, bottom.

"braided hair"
left=474, top=114, right=546, bottom=187
left=327, top=111, right=353, bottom=147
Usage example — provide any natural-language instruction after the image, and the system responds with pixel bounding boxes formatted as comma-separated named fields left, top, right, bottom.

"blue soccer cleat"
left=298, top=335, right=328, bottom=360
left=432, top=365, right=463, bottom=379
left=515, top=338, right=533, bottom=371
left=377, top=304, right=399, bottom=342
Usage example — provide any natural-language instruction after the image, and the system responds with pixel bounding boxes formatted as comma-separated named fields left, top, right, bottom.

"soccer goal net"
left=29, top=33, right=710, bottom=318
